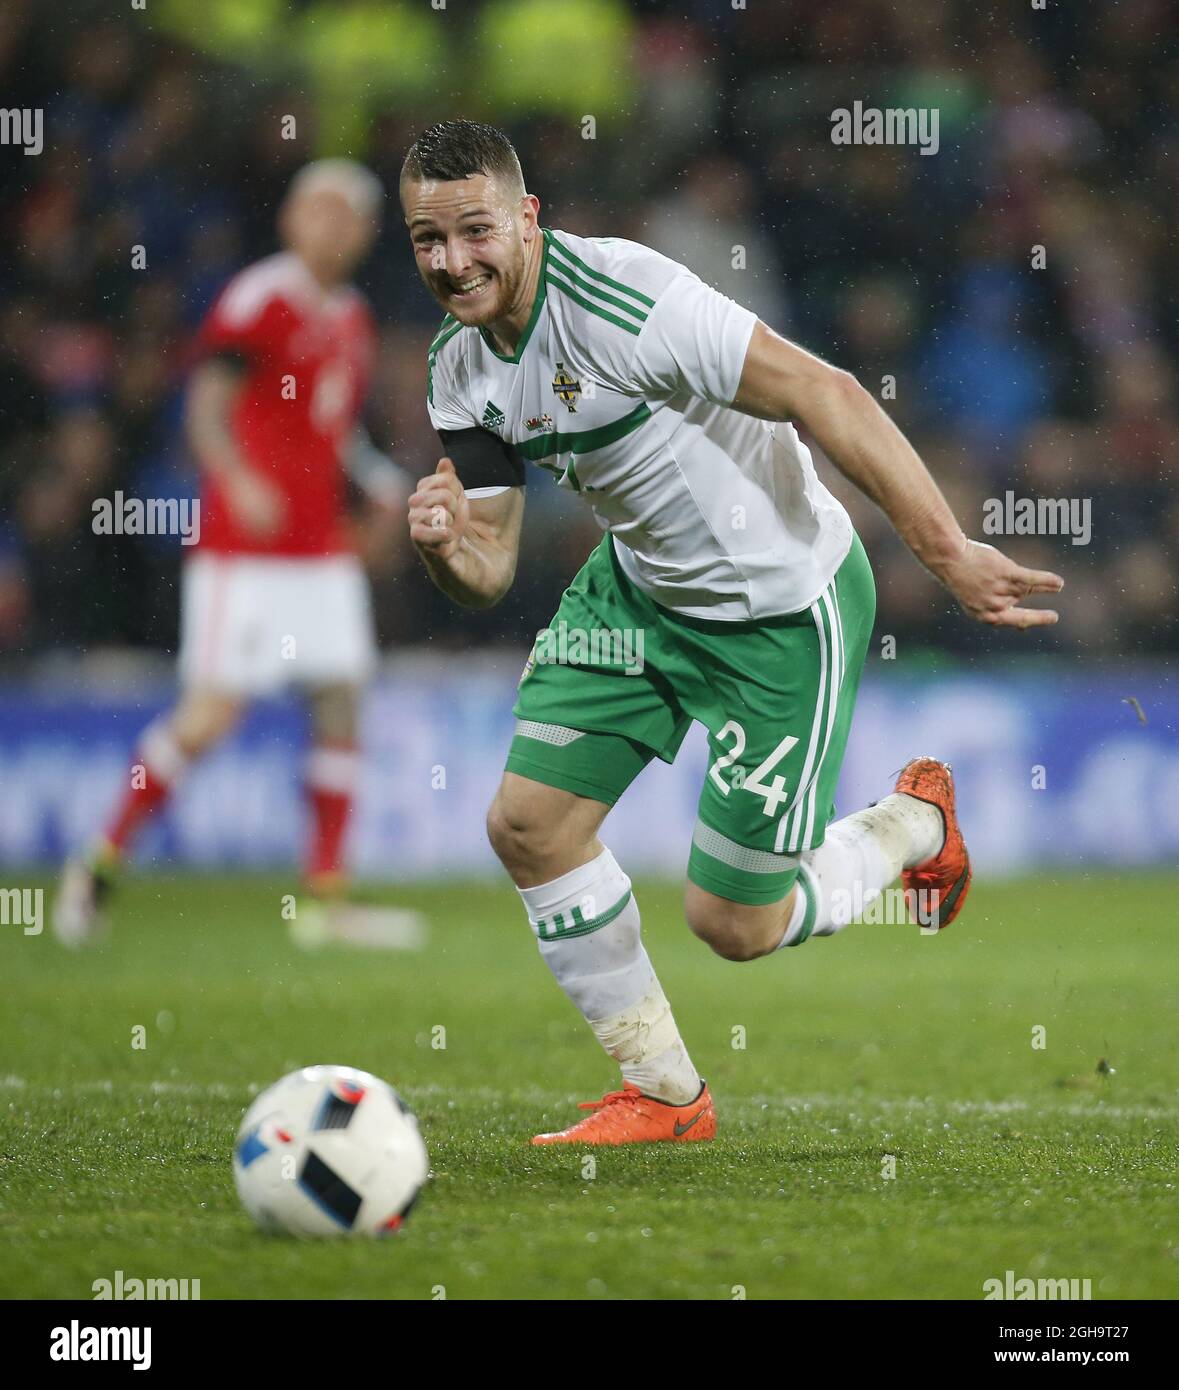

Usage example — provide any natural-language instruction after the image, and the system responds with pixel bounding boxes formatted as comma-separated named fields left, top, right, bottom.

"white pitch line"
left=738, top=1093, right=1179, bottom=1123
left=0, top=1076, right=247, bottom=1099
left=0, top=1075, right=1174, bottom=1122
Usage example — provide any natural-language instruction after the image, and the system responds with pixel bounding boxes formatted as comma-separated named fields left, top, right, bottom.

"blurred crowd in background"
left=1, top=0, right=1175, bottom=664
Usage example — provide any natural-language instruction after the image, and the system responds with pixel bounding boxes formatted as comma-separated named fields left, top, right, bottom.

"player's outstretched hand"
left=938, top=539, right=1064, bottom=629
left=408, top=457, right=469, bottom=562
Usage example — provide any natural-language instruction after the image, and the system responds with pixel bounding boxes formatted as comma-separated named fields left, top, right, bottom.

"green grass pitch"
left=2, top=873, right=1176, bottom=1300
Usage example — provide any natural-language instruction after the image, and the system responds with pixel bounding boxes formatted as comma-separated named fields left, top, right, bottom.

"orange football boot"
left=531, top=1082, right=716, bottom=1146
left=894, top=756, right=972, bottom=931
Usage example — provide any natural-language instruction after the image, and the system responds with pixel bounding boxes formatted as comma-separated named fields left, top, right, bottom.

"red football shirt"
left=192, top=252, right=377, bottom=556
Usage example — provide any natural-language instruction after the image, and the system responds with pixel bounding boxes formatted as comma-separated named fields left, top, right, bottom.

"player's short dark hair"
left=400, top=120, right=525, bottom=200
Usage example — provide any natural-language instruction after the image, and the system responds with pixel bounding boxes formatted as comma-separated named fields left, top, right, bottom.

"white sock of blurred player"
left=97, top=720, right=189, bottom=864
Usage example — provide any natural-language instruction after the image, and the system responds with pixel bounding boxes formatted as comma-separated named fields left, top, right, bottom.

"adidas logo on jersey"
left=482, top=400, right=506, bottom=431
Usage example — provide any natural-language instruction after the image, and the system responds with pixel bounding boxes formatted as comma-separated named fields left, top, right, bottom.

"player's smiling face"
left=404, top=173, right=538, bottom=328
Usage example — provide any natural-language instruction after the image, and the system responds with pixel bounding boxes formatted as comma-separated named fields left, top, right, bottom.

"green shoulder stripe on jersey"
left=515, top=402, right=651, bottom=462
left=545, top=270, right=644, bottom=336
left=426, top=319, right=464, bottom=404
left=545, top=231, right=656, bottom=309
left=428, top=314, right=460, bottom=353
left=428, top=320, right=463, bottom=359
left=545, top=240, right=649, bottom=326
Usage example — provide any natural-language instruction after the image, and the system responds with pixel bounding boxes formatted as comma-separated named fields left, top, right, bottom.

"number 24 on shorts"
left=707, top=721, right=799, bottom=817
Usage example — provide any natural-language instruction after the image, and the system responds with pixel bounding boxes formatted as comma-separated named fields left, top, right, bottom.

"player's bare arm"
left=734, top=322, right=1065, bottom=629
left=184, top=359, right=286, bottom=538
left=408, top=457, right=523, bottom=608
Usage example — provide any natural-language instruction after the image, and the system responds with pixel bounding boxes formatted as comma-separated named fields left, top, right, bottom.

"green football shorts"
left=507, top=533, right=876, bottom=906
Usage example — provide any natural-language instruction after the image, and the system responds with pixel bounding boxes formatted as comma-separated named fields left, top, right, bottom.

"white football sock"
left=777, top=794, right=943, bottom=945
left=518, top=847, right=702, bottom=1105
left=141, top=719, right=189, bottom=785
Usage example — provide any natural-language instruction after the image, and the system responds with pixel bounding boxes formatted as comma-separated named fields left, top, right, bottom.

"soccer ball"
left=233, top=1065, right=428, bottom=1237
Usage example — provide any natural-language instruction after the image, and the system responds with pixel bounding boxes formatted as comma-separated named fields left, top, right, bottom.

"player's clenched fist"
left=408, top=457, right=469, bottom=562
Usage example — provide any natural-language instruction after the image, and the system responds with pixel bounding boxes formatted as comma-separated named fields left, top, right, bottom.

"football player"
left=403, top=121, right=1063, bottom=1144
left=56, top=160, right=418, bottom=949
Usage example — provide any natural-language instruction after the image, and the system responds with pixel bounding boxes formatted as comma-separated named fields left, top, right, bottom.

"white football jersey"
left=426, top=229, right=853, bottom=620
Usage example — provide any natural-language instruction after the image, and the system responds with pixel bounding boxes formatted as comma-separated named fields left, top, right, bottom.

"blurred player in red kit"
left=55, top=159, right=419, bottom=947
